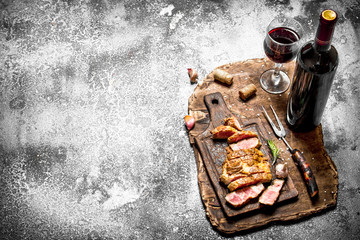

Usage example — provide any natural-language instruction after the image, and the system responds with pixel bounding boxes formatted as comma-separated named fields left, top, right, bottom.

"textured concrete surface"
left=0, top=0, right=359, bottom=239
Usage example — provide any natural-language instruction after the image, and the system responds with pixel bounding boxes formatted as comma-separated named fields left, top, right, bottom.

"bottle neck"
left=314, top=10, right=337, bottom=52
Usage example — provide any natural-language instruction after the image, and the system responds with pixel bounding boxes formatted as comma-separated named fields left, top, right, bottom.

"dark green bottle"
left=286, top=9, right=339, bottom=132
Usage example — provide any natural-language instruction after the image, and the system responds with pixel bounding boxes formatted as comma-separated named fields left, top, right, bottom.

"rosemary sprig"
left=267, top=139, right=279, bottom=165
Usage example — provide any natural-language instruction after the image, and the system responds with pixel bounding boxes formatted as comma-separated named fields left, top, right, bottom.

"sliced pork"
left=229, top=137, right=261, bottom=151
left=259, top=179, right=285, bottom=205
left=220, top=173, right=247, bottom=186
left=227, top=172, right=272, bottom=192
left=224, top=117, right=242, bottom=131
left=225, top=183, right=265, bottom=208
left=211, top=125, right=238, bottom=139
left=220, top=148, right=272, bottom=187
left=226, top=148, right=263, bottom=160
left=227, top=130, right=258, bottom=144
left=220, top=158, right=269, bottom=185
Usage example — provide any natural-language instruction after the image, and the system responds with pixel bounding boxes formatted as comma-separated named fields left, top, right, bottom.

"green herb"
left=267, top=139, right=279, bottom=165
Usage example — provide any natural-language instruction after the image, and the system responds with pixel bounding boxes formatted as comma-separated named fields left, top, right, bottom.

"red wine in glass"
left=260, top=17, right=303, bottom=94
left=264, top=27, right=300, bottom=63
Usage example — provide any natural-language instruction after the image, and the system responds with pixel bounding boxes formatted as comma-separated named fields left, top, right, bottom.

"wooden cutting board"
left=194, top=92, right=298, bottom=218
left=187, top=58, right=338, bottom=234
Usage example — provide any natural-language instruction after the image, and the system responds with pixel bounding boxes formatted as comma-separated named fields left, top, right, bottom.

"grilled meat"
left=211, top=125, right=238, bottom=139
left=259, top=179, right=285, bottom=205
left=229, top=137, right=261, bottom=151
left=227, top=172, right=272, bottom=192
left=226, top=147, right=263, bottom=160
left=225, top=183, right=265, bottom=208
left=220, top=148, right=272, bottom=187
left=224, top=117, right=242, bottom=131
left=227, top=130, right=258, bottom=144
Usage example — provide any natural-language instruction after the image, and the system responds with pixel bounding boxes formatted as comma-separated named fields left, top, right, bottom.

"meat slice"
left=224, top=117, right=242, bottom=131
left=226, top=148, right=263, bottom=160
left=225, top=183, right=265, bottom=208
left=226, top=148, right=249, bottom=159
left=220, top=157, right=268, bottom=185
left=220, top=173, right=247, bottom=186
left=229, top=137, right=261, bottom=151
left=227, top=172, right=272, bottom=192
left=220, top=148, right=272, bottom=186
left=211, top=125, right=238, bottom=139
left=227, top=130, right=258, bottom=144
left=259, top=179, right=285, bottom=205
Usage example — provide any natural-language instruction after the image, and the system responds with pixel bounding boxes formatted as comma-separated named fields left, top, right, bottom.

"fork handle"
left=291, top=149, right=319, bottom=198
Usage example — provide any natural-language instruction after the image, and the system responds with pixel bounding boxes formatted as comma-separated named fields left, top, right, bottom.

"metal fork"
left=261, top=105, right=319, bottom=198
left=261, top=105, right=293, bottom=152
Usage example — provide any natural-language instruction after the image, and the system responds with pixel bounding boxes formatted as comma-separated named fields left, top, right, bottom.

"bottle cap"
left=322, top=10, right=337, bottom=21
left=315, top=9, right=338, bottom=49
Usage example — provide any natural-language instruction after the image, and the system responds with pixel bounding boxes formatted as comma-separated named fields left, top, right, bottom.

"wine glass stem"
left=274, top=63, right=282, bottom=76
left=273, top=63, right=282, bottom=85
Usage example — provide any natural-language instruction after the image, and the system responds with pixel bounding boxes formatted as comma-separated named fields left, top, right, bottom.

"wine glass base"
left=260, top=69, right=290, bottom=94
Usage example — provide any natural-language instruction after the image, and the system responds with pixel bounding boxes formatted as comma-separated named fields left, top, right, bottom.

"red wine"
left=264, top=27, right=300, bottom=63
left=287, top=10, right=338, bottom=131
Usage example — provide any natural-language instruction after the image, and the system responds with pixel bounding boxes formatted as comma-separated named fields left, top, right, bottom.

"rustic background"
left=0, top=0, right=359, bottom=239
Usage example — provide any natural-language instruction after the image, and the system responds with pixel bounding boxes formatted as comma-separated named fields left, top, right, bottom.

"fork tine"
left=270, top=105, right=286, bottom=134
left=261, top=106, right=281, bottom=137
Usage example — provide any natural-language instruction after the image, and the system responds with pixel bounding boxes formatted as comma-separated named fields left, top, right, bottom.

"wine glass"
left=260, top=16, right=303, bottom=94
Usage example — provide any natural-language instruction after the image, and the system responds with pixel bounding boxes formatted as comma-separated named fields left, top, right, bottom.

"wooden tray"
left=187, top=58, right=338, bottom=234
left=194, top=92, right=298, bottom=218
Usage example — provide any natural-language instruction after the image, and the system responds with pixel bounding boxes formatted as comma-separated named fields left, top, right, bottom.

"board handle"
left=204, top=92, right=234, bottom=127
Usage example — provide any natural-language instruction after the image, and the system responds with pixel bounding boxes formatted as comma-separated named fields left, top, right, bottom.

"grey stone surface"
left=0, top=0, right=359, bottom=239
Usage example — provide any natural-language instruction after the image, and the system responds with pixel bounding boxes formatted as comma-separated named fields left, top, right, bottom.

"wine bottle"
left=286, top=9, right=339, bottom=132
